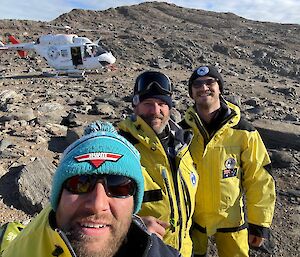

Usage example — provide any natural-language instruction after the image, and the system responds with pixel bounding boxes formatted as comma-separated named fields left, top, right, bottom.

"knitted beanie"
left=188, top=65, right=224, bottom=96
left=50, top=121, right=144, bottom=214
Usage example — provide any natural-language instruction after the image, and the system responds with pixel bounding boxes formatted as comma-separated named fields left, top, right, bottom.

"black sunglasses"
left=192, top=78, right=219, bottom=88
left=63, top=174, right=136, bottom=198
left=135, top=72, right=172, bottom=95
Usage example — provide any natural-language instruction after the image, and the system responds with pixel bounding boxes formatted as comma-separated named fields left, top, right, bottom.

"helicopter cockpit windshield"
left=84, top=44, right=107, bottom=58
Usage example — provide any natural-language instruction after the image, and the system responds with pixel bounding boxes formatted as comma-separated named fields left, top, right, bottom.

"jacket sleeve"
left=241, top=130, right=276, bottom=232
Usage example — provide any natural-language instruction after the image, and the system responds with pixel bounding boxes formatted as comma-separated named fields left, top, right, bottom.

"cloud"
left=0, top=0, right=299, bottom=24
left=0, top=0, right=74, bottom=21
left=176, top=0, right=300, bottom=24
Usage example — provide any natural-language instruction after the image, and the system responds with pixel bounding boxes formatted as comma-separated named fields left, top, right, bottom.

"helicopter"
left=0, top=33, right=116, bottom=76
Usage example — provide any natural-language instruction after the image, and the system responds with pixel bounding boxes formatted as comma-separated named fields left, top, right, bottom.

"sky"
left=0, top=0, right=299, bottom=25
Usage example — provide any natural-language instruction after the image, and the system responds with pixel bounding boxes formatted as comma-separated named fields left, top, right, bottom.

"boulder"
left=17, top=157, right=56, bottom=214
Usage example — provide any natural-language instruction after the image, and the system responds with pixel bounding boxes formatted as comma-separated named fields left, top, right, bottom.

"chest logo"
left=222, top=158, right=238, bottom=179
left=225, top=158, right=236, bottom=169
left=190, top=172, right=197, bottom=186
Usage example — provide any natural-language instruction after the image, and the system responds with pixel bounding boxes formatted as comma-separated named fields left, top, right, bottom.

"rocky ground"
left=0, top=2, right=299, bottom=256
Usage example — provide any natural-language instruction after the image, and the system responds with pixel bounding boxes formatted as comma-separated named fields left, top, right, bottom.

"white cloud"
left=0, top=0, right=73, bottom=21
left=175, top=0, right=300, bottom=24
left=0, top=0, right=299, bottom=24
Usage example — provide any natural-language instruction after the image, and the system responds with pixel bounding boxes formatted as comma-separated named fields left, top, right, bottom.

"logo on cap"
left=197, top=66, right=209, bottom=76
left=75, top=152, right=123, bottom=168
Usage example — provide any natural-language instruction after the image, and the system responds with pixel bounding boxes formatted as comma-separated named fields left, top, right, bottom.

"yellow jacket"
left=183, top=101, right=276, bottom=237
left=1, top=205, right=75, bottom=257
left=1, top=205, right=182, bottom=257
left=118, top=115, right=198, bottom=257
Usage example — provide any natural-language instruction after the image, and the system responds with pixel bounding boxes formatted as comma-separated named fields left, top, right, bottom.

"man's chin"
left=70, top=236, right=116, bottom=257
left=152, top=126, right=165, bottom=134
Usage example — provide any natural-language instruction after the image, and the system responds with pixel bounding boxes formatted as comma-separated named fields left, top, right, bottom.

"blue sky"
left=0, top=0, right=299, bottom=24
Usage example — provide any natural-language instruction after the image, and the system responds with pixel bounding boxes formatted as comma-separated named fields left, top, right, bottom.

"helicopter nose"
left=98, top=52, right=116, bottom=66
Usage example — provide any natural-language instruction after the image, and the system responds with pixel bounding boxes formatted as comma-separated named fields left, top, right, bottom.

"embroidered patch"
left=222, top=168, right=238, bottom=179
left=75, top=152, right=123, bottom=168
left=190, top=172, right=197, bottom=186
left=222, top=158, right=238, bottom=178
left=225, top=158, right=236, bottom=169
left=197, top=66, right=209, bottom=76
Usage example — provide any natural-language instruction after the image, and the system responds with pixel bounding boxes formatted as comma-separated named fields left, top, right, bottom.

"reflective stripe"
left=143, top=189, right=163, bottom=202
left=194, top=222, right=247, bottom=233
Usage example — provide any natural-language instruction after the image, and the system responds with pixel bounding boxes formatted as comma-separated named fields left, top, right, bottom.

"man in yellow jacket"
left=181, top=66, right=276, bottom=257
left=118, top=71, right=198, bottom=257
left=1, top=121, right=181, bottom=257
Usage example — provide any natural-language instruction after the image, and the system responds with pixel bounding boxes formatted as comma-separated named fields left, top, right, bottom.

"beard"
left=63, top=214, right=132, bottom=257
left=140, top=113, right=169, bottom=134
left=69, top=234, right=125, bottom=257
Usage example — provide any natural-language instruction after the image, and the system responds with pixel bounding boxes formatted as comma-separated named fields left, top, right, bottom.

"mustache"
left=74, top=212, right=114, bottom=223
left=64, top=211, right=114, bottom=226
left=140, top=113, right=164, bottom=120
left=196, top=90, right=212, bottom=96
left=63, top=213, right=114, bottom=237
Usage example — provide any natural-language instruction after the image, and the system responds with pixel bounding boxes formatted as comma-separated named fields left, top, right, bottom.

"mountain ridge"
left=0, top=2, right=299, bottom=256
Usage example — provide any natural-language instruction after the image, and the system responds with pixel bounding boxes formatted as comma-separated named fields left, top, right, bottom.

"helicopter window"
left=61, top=49, right=68, bottom=57
left=84, top=45, right=106, bottom=57
left=84, top=46, right=92, bottom=57
left=93, top=46, right=107, bottom=57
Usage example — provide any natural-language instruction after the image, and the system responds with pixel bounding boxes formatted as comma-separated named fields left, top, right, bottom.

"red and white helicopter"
left=0, top=33, right=116, bottom=76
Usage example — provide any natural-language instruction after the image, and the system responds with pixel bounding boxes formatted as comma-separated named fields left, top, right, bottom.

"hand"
left=248, top=234, right=265, bottom=247
left=141, top=216, right=169, bottom=239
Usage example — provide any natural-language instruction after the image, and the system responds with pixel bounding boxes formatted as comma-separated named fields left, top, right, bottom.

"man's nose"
left=84, top=182, right=110, bottom=212
left=150, top=102, right=161, bottom=115
left=197, top=83, right=209, bottom=90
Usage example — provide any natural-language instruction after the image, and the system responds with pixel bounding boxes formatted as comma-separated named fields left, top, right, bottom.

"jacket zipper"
left=161, top=169, right=176, bottom=233
left=171, top=168, right=183, bottom=252
left=142, top=234, right=153, bottom=257
left=179, top=169, right=191, bottom=234
left=55, top=229, right=77, bottom=257
left=190, top=112, right=210, bottom=146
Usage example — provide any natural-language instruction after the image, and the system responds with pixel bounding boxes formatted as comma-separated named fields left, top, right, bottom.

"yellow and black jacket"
left=118, top=115, right=198, bottom=257
left=1, top=205, right=182, bottom=257
left=182, top=100, right=276, bottom=240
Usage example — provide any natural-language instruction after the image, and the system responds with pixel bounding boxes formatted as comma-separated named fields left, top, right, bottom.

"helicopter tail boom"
left=8, top=35, right=28, bottom=58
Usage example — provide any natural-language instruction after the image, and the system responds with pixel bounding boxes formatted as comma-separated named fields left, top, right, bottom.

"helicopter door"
left=71, top=47, right=83, bottom=66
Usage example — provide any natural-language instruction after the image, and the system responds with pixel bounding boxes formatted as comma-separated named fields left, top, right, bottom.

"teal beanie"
left=50, top=121, right=144, bottom=214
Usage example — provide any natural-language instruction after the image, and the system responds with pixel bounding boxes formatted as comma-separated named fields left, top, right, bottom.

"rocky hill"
left=0, top=2, right=299, bottom=256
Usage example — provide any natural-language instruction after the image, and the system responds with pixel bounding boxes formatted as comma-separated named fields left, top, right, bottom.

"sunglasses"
left=135, top=72, right=172, bottom=95
left=63, top=174, right=136, bottom=198
left=192, top=78, right=218, bottom=88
